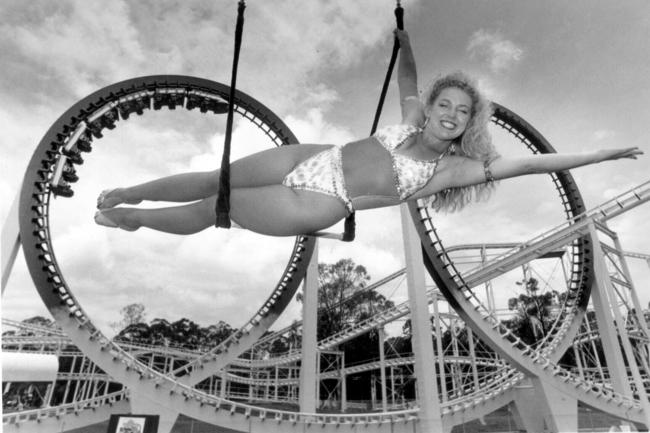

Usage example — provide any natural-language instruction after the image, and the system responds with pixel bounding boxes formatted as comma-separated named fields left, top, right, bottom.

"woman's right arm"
left=395, top=30, right=424, bottom=125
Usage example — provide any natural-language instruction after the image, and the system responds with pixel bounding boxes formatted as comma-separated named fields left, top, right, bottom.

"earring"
left=422, top=116, right=430, bottom=128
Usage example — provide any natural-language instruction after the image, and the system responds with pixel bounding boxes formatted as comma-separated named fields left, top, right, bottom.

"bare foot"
left=94, top=209, right=139, bottom=231
left=97, top=188, right=142, bottom=209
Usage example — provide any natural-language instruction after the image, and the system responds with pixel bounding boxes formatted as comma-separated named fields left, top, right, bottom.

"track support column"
left=378, top=326, right=388, bottom=412
left=341, top=351, right=347, bottom=412
left=130, top=392, right=179, bottom=433
left=299, top=240, right=319, bottom=414
left=1, top=193, right=20, bottom=293
left=587, top=223, right=634, bottom=398
left=513, top=377, right=577, bottom=432
left=399, top=204, right=444, bottom=433
left=592, top=224, right=650, bottom=429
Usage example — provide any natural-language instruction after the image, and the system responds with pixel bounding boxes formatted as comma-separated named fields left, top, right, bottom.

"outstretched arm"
left=447, top=147, right=644, bottom=188
left=395, top=30, right=424, bottom=125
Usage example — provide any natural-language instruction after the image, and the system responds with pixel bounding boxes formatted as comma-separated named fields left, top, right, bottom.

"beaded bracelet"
left=483, top=159, right=495, bottom=184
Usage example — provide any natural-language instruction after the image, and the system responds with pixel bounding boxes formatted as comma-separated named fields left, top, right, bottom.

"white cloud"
left=285, top=109, right=355, bottom=144
left=4, top=0, right=650, bottom=340
left=2, top=1, right=146, bottom=98
left=467, top=29, right=524, bottom=73
left=592, top=129, right=616, bottom=142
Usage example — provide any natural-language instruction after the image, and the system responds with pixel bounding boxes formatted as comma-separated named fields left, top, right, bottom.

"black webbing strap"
left=371, top=2, right=404, bottom=134
left=215, top=0, right=246, bottom=228
left=341, top=1, right=404, bottom=242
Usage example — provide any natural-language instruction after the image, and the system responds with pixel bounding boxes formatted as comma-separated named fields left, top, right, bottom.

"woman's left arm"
left=448, top=147, right=643, bottom=188
left=395, top=29, right=424, bottom=125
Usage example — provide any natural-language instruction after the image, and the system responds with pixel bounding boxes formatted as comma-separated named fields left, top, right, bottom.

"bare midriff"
left=341, top=137, right=401, bottom=209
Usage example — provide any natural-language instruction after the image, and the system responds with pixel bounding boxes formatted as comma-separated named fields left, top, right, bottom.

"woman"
left=94, top=30, right=642, bottom=236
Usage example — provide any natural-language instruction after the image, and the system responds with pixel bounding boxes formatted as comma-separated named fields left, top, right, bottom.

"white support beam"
left=511, top=381, right=546, bottom=433
left=378, top=326, right=388, bottom=412
left=340, top=351, right=347, bottom=412
left=299, top=240, right=319, bottom=414
left=588, top=223, right=634, bottom=398
left=513, top=378, right=579, bottom=432
left=130, top=391, right=179, bottom=433
left=400, top=204, right=443, bottom=433
left=598, top=230, right=650, bottom=430
left=2, top=193, right=21, bottom=294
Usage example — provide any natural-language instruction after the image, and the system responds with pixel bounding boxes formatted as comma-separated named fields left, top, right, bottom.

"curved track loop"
left=19, top=76, right=316, bottom=388
left=410, top=102, right=593, bottom=367
left=411, top=181, right=650, bottom=422
left=485, top=103, right=592, bottom=360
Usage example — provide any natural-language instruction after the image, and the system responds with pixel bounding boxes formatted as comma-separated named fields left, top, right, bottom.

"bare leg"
left=98, top=144, right=332, bottom=208
left=95, top=200, right=217, bottom=235
left=95, top=185, right=348, bottom=236
left=97, top=172, right=218, bottom=209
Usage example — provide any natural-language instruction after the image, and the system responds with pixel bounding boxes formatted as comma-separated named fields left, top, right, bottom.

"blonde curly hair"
left=421, top=71, right=500, bottom=212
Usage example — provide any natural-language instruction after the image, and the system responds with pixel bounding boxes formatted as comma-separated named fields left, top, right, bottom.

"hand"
left=598, top=147, right=644, bottom=162
left=394, top=29, right=410, bottom=45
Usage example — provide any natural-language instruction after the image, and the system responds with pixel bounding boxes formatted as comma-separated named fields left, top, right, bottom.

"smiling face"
left=425, top=86, right=473, bottom=144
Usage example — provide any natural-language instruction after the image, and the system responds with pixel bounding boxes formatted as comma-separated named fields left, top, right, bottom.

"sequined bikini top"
left=373, top=124, right=452, bottom=201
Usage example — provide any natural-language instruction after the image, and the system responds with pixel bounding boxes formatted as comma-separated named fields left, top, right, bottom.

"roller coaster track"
left=2, top=329, right=520, bottom=431
left=14, top=72, right=650, bottom=430
left=250, top=268, right=407, bottom=349
left=411, top=180, right=650, bottom=424
left=221, top=355, right=525, bottom=426
left=2, top=321, right=516, bottom=405
left=2, top=390, right=130, bottom=433
left=226, top=355, right=507, bottom=386
left=1, top=318, right=66, bottom=336
left=19, top=75, right=320, bottom=381
left=249, top=241, right=562, bottom=355
left=18, top=76, right=426, bottom=431
left=1, top=293, right=523, bottom=430
left=239, top=244, right=569, bottom=370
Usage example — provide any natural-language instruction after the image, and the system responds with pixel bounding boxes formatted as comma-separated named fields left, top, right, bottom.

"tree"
left=504, top=278, right=560, bottom=345
left=204, top=321, right=235, bottom=346
left=296, top=258, right=396, bottom=401
left=110, top=303, right=147, bottom=333
left=113, top=311, right=234, bottom=351
left=309, top=258, right=394, bottom=341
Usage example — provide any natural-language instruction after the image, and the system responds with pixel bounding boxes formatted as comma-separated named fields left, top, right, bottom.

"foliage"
left=113, top=307, right=234, bottom=351
left=503, top=277, right=561, bottom=346
left=110, top=303, right=147, bottom=333
left=296, top=259, right=398, bottom=400
left=258, top=322, right=302, bottom=356
left=306, top=258, right=395, bottom=342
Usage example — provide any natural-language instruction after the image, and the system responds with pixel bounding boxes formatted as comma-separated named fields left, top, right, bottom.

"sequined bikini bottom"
left=282, top=146, right=354, bottom=215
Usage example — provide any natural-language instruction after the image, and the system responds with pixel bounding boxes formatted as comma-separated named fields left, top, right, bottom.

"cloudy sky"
left=2, top=0, right=649, bottom=338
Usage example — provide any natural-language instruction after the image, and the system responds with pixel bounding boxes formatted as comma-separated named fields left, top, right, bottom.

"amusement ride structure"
left=1, top=73, right=649, bottom=433
left=2, top=3, right=650, bottom=431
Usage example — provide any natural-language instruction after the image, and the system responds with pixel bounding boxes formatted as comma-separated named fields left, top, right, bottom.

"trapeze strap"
left=309, top=230, right=348, bottom=240
left=215, top=0, right=247, bottom=228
